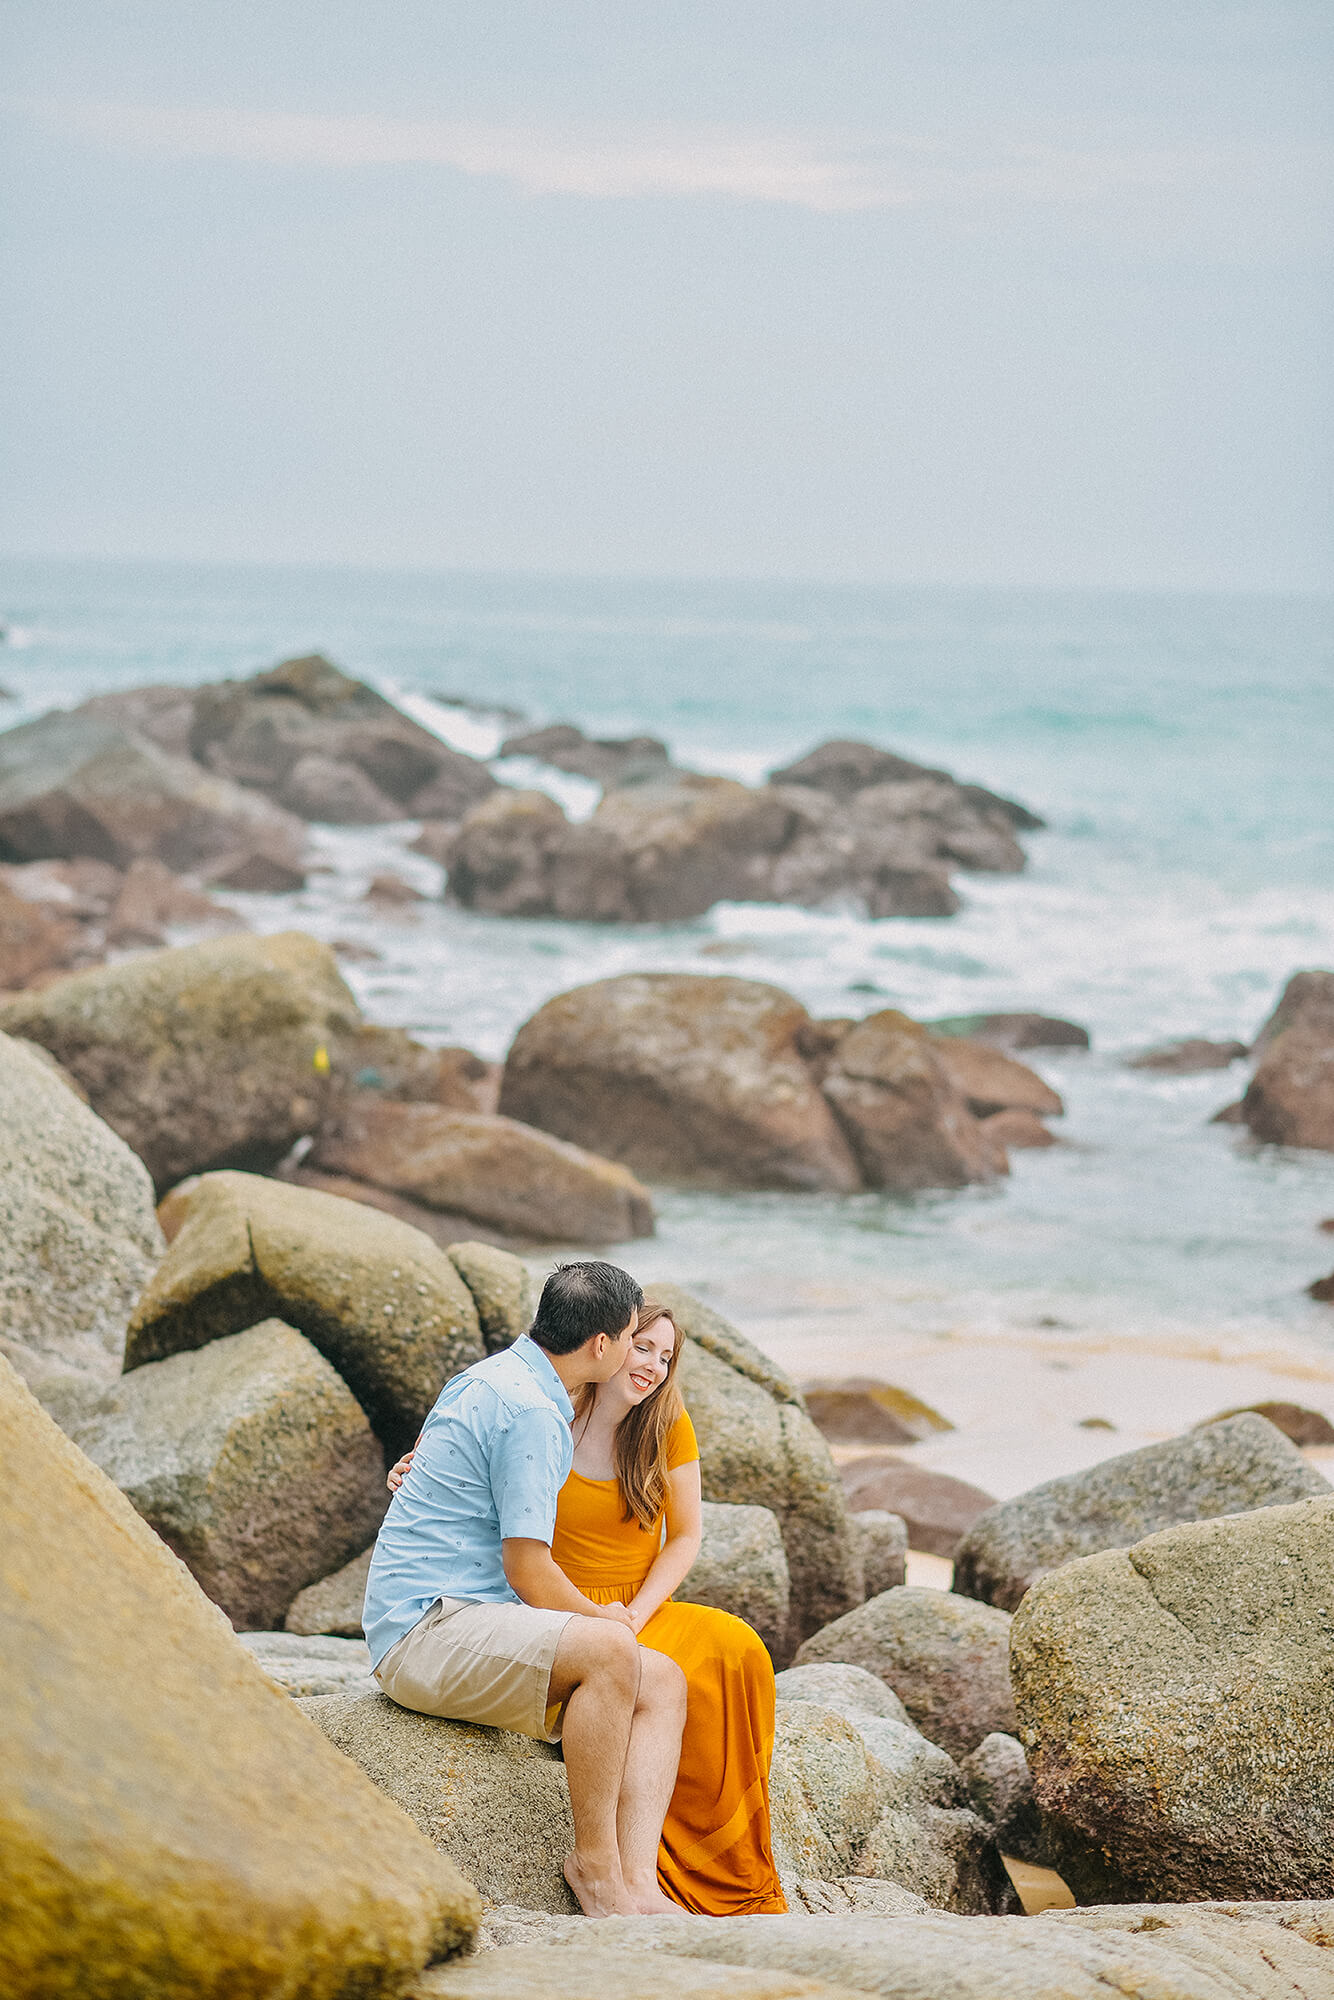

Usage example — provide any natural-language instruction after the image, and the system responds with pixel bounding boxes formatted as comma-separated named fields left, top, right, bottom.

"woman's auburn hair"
left=574, top=1300, right=685, bottom=1531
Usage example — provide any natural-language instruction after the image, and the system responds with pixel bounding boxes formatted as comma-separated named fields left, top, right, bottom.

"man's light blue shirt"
left=362, top=1335, right=575, bottom=1670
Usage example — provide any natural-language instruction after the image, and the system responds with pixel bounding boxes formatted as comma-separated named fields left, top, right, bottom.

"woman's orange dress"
left=551, top=1410, right=787, bottom=1916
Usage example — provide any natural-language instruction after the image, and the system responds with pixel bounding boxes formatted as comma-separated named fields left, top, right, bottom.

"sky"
left=2, top=2, right=1332, bottom=591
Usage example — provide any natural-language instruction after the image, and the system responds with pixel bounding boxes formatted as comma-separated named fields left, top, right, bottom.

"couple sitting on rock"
left=364, top=1259, right=787, bottom=1918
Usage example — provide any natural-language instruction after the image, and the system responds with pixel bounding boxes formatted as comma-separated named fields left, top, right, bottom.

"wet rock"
left=363, top=869, right=427, bottom=903
left=77, top=681, right=200, bottom=760
left=1312, top=1270, right=1334, bottom=1304
left=928, top=1036, right=1063, bottom=1119
left=658, top=1286, right=864, bottom=1653
left=763, top=782, right=986, bottom=912
left=953, top=1412, right=1331, bottom=1613
left=850, top=1512, right=908, bottom=1599
left=0, top=873, right=80, bottom=986
left=242, top=1630, right=378, bottom=1696
left=794, top=1586, right=1016, bottom=1760
left=440, top=789, right=571, bottom=914
left=822, top=1011, right=1004, bottom=1191
left=0, top=1030, right=163, bottom=1418
left=769, top=739, right=1043, bottom=832
left=0, top=1356, right=477, bottom=1995
left=278, top=751, right=400, bottom=822
left=208, top=850, right=307, bottom=891
left=1243, top=970, right=1334, bottom=1150
left=308, top=1096, right=655, bottom=1243
left=1012, top=1494, right=1334, bottom=1901
left=0, top=929, right=361, bottom=1191
left=189, top=653, right=497, bottom=820
left=303, top=1690, right=578, bottom=1914
left=105, top=855, right=244, bottom=946
left=0, top=708, right=308, bottom=874
left=841, top=1457, right=996, bottom=1558
left=447, top=1241, right=534, bottom=1353
left=960, top=1732, right=1047, bottom=1866
left=927, top=1012, right=1090, bottom=1051
left=500, top=973, right=861, bottom=1193
left=74, top=1319, right=387, bottom=1629
left=124, top=1169, right=484, bottom=1457
left=499, top=721, right=673, bottom=788
left=1200, top=1399, right=1334, bottom=1446
left=803, top=1378, right=952, bottom=1447
left=675, top=1501, right=791, bottom=1660
left=285, top=1546, right=374, bottom=1638
left=978, top=1107, right=1058, bottom=1149
left=1127, top=1036, right=1250, bottom=1073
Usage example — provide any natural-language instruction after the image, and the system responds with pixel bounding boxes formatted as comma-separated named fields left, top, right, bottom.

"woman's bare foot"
left=564, top=1851, right=637, bottom=1918
left=625, top=1876, right=689, bottom=1916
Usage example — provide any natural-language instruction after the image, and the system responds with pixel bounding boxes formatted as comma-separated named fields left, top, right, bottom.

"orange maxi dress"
left=550, top=1409, right=787, bottom=1916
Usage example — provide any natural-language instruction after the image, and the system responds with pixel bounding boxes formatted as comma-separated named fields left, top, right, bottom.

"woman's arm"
left=624, top=1459, right=703, bottom=1635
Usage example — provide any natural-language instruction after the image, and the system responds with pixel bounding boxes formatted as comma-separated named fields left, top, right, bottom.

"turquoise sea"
left=2, top=556, right=1332, bottom=1354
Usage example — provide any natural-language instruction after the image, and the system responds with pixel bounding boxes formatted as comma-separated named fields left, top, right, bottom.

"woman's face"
left=609, top=1314, right=676, bottom=1407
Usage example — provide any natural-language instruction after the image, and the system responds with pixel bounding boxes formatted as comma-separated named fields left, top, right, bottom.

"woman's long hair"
left=573, top=1301, right=685, bottom=1531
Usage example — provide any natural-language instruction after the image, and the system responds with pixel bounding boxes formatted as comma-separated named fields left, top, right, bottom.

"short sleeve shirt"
left=362, top=1336, right=575, bottom=1668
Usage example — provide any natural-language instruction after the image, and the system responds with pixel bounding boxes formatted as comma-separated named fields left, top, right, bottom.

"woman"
left=552, top=1300, right=786, bottom=1916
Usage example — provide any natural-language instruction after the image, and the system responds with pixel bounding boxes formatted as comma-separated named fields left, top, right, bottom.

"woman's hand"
left=387, top=1449, right=415, bottom=1493
left=594, top=1601, right=637, bottom=1630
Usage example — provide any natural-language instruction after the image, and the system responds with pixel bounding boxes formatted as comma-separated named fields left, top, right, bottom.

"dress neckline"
left=567, top=1465, right=618, bottom=1486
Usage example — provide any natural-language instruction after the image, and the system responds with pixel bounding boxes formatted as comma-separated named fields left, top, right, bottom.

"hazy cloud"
left=30, top=98, right=1276, bottom=213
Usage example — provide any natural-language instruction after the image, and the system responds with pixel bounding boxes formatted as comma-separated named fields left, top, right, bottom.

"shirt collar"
left=512, top=1335, right=576, bottom=1423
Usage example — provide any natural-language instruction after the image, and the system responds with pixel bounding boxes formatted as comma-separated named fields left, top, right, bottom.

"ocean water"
left=2, top=555, right=1332, bottom=1356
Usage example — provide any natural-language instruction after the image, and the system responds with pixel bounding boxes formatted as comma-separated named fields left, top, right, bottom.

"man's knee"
left=561, top=1614, right=640, bottom=1697
left=637, top=1646, right=687, bottom=1715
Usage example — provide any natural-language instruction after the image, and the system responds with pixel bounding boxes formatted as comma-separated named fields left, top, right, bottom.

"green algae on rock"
left=124, top=1170, right=483, bottom=1457
left=0, top=1353, right=478, bottom=2000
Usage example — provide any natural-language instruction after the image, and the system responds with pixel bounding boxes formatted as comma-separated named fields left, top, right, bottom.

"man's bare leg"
left=616, top=1647, right=688, bottom=1915
left=548, top=1617, right=642, bottom=1917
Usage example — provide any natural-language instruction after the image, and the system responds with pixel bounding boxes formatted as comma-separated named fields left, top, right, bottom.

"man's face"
left=588, top=1309, right=638, bottom=1381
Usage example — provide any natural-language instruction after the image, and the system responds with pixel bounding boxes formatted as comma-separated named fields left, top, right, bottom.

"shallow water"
left=2, top=556, right=1332, bottom=1357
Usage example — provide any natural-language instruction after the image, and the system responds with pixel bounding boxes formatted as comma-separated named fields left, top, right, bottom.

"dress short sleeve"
left=667, top=1408, right=700, bottom=1470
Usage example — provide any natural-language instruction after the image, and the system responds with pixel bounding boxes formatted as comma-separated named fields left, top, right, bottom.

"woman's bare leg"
left=616, top=1647, right=688, bottom=1914
left=548, top=1616, right=644, bottom=1916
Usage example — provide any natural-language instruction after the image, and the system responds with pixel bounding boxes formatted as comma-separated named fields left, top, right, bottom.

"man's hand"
left=387, top=1449, right=415, bottom=1494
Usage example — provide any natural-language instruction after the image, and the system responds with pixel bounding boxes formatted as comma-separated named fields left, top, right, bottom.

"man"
left=363, top=1259, right=687, bottom=1918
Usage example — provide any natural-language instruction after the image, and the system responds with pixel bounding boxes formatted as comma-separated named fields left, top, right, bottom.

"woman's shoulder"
left=667, top=1406, right=699, bottom=1469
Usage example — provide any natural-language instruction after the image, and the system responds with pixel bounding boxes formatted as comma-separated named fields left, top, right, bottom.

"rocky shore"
left=5, top=660, right=1334, bottom=1996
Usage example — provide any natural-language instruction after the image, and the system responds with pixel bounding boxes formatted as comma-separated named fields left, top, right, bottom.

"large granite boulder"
left=953, top=1412, right=1331, bottom=1612
left=0, top=930, right=363, bottom=1191
left=447, top=1240, right=534, bottom=1352
left=656, top=1285, right=864, bottom=1654
left=821, top=1011, right=1005, bottom=1191
left=959, top=1732, right=1048, bottom=1868
left=770, top=1673, right=1013, bottom=1914
left=419, top=1902, right=1334, bottom=1998
left=0, top=1355, right=476, bottom=1996
left=794, top=1587, right=1015, bottom=1760
left=74, top=1319, right=388, bottom=1629
left=303, top=1691, right=578, bottom=1914
left=0, top=708, right=307, bottom=874
left=1242, top=969, right=1334, bottom=1151
left=928, top=1037, right=1063, bottom=1120
left=0, top=1031, right=163, bottom=1421
left=308, top=1095, right=655, bottom=1243
left=849, top=1512, right=908, bottom=1599
left=841, top=1456, right=996, bottom=1559
left=182, top=653, right=498, bottom=821
left=124, top=1171, right=484, bottom=1456
left=1012, top=1494, right=1334, bottom=1901
left=500, top=974, right=861, bottom=1193
left=769, top=739, right=1042, bottom=832
left=675, top=1501, right=791, bottom=1659
left=499, top=720, right=672, bottom=788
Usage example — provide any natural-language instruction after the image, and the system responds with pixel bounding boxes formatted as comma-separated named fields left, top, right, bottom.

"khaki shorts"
left=374, top=1596, right=574, bottom=1742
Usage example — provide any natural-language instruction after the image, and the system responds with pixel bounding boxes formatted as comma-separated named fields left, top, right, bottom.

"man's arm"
left=503, top=1539, right=633, bottom=1626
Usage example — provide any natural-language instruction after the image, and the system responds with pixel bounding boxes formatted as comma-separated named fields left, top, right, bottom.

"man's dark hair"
left=529, top=1261, right=644, bottom=1356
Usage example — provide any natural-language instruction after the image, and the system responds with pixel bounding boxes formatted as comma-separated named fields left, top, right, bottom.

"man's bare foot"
left=625, top=1877, right=689, bottom=1916
left=564, top=1851, right=637, bottom=1918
